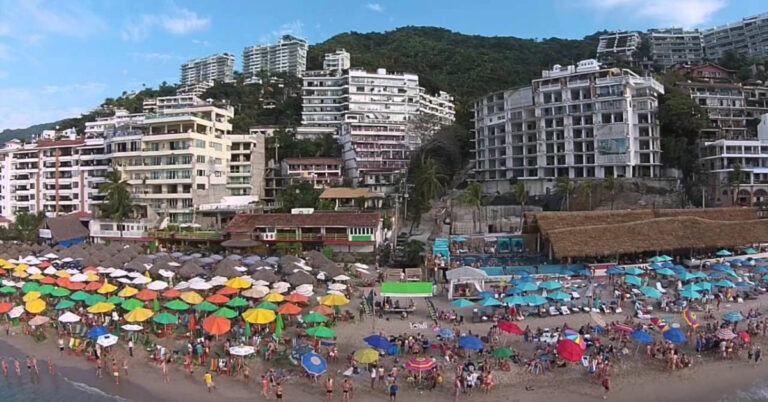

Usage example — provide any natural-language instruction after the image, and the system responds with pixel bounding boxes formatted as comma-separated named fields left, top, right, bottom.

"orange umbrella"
left=85, top=281, right=102, bottom=291
left=313, top=305, right=335, bottom=316
left=276, top=302, right=301, bottom=315
left=38, top=277, right=56, bottom=285
left=39, top=262, right=51, bottom=268
left=162, top=289, right=181, bottom=299
left=216, top=287, right=239, bottom=296
left=83, top=266, right=98, bottom=273
left=0, top=268, right=5, bottom=275
left=206, top=294, right=230, bottom=305
left=284, top=294, right=309, bottom=304
left=202, top=315, right=231, bottom=336
left=0, top=303, right=12, bottom=314
left=136, top=289, right=158, bottom=301
left=57, top=277, right=85, bottom=290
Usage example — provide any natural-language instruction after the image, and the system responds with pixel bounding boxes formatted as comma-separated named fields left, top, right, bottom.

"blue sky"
left=0, top=0, right=764, bottom=130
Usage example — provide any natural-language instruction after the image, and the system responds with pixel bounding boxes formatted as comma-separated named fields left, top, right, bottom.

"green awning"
left=380, top=282, right=433, bottom=298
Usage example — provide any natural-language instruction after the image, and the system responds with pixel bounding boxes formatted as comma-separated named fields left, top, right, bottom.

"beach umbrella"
left=680, top=289, right=701, bottom=300
left=714, top=280, right=735, bottom=289
left=739, top=331, right=751, bottom=344
left=755, top=267, right=768, bottom=274
left=106, top=296, right=124, bottom=305
left=525, top=295, right=548, bottom=306
left=439, top=328, right=454, bottom=339
left=498, top=321, right=524, bottom=335
left=606, top=267, right=624, bottom=275
left=716, top=249, right=732, bottom=257
left=681, top=283, right=700, bottom=293
left=225, top=277, right=251, bottom=289
left=656, top=268, right=675, bottom=276
left=364, top=335, right=393, bottom=350
left=257, top=301, right=278, bottom=311
left=0, top=303, right=12, bottom=314
left=121, top=299, right=143, bottom=311
left=88, top=302, right=115, bottom=314
left=624, top=275, right=642, bottom=287
left=716, top=328, right=736, bottom=340
left=122, top=324, right=143, bottom=332
left=180, top=291, right=204, bottom=305
left=55, top=300, right=75, bottom=310
left=697, top=282, right=712, bottom=292
left=84, top=294, right=106, bottom=306
left=745, top=248, right=758, bottom=255
left=405, top=356, right=437, bottom=372
left=723, top=311, right=744, bottom=322
left=683, top=309, right=700, bottom=328
left=563, top=329, right=586, bottom=350
left=711, top=264, right=731, bottom=272
left=202, top=316, right=231, bottom=336
left=226, top=297, right=249, bottom=308
left=284, top=294, right=309, bottom=304
left=476, top=291, right=494, bottom=299
left=301, top=352, right=327, bottom=376
left=206, top=294, right=230, bottom=305
left=677, top=272, right=697, bottom=282
left=320, top=294, right=349, bottom=306
left=25, top=299, right=46, bottom=313
left=479, top=297, right=503, bottom=307
left=165, top=300, right=190, bottom=311
left=242, top=308, right=276, bottom=324
left=313, top=305, right=335, bottom=316
left=8, top=306, right=24, bottom=319
left=0, top=286, right=17, bottom=294
left=303, top=312, right=328, bottom=324
left=37, top=284, right=54, bottom=295
left=242, top=287, right=268, bottom=299
left=613, top=324, right=634, bottom=334
left=153, top=312, right=178, bottom=325
left=194, top=301, right=218, bottom=313
left=28, top=315, right=50, bottom=327
left=556, top=340, right=583, bottom=362
left=213, top=307, right=238, bottom=319
left=96, top=334, right=119, bottom=347
left=547, top=290, right=572, bottom=301
left=516, top=282, right=539, bottom=292
left=50, top=287, right=71, bottom=298
left=353, top=348, right=380, bottom=364
left=539, top=281, right=562, bottom=290
left=124, top=308, right=154, bottom=323
left=630, top=330, right=653, bottom=344
left=306, top=326, right=335, bottom=339
left=663, top=328, right=686, bottom=344
left=58, top=312, right=81, bottom=323
left=118, top=286, right=139, bottom=298
left=135, top=289, right=158, bottom=301
left=189, top=281, right=212, bottom=291
left=458, top=335, right=484, bottom=350
left=503, top=295, right=526, bottom=305
left=146, top=280, right=168, bottom=291
left=492, top=347, right=514, bottom=358
left=229, top=346, right=256, bottom=357
left=161, top=289, right=181, bottom=299
left=276, top=302, right=301, bottom=315
left=624, top=267, right=644, bottom=276
left=216, top=286, right=239, bottom=296
left=23, top=291, right=41, bottom=302
left=640, top=286, right=662, bottom=299
left=450, top=299, right=475, bottom=308
left=88, top=326, right=109, bottom=338
left=21, top=282, right=40, bottom=293
left=263, top=293, right=285, bottom=303
left=97, top=283, right=117, bottom=294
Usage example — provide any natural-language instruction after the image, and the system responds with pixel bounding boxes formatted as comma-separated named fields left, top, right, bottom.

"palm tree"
left=461, top=182, right=484, bottom=233
left=513, top=181, right=528, bottom=232
left=554, top=177, right=575, bottom=211
left=99, top=169, right=139, bottom=238
left=728, top=163, right=745, bottom=206
left=416, top=155, right=447, bottom=203
left=603, top=176, right=620, bottom=210
left=582, top=181, right=594, bottom=210
left=11, top=211, right=46, bottom=243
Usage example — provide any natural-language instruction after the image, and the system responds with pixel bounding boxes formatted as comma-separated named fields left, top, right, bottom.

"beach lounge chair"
left=570, top=291, right=581, bottom=299
left=600, top=303, right=610, bottom=314
left=560, top=305, right=570, bottom=315
left=655, top=282, right=667, bottom=294
left=548, top=306, right=560, bottom=316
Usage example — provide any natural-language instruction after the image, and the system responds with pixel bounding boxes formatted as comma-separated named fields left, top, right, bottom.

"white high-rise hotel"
left=180, top=54, right=235, bottom=87
left=242, top=35, right=308, bottom=83
left=473, top=59, right=664, bottom=194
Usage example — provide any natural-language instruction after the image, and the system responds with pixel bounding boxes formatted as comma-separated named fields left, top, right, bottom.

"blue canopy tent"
left=663, top=328, right=686, bottom=344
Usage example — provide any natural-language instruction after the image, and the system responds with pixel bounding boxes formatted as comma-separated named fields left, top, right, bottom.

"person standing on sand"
left=370, top=366, right=377, bottom=389
left=32, top=356, right=39, bottom=376
left=123, top=358, right=129, bottom=377
left=161, top=359, right=169, bottom=383
left=343, top=378, right=353, bottom=401
left=262, top=374, right=270, bottom=399
left=15, top=359, right=21, bottom=378
left=755, top=345, right=762, bottom=366
left=275, top=381, right=283, bottom=401
left=48, top=357, right=54, bottom=375
left=112, top=361, right=120, bottom=385
left=58, top=338, right=65, bottom=356
left=96, top=358, right=103, bottom=378
left=454, top=376, right=462, bottom=402
left=325, top=376, right=334, bottom=402
left=204, top=371, right=216, bottom=392
left=128, top=339, right=134, bottom=358
left=601, top=372, right=611, bottom=399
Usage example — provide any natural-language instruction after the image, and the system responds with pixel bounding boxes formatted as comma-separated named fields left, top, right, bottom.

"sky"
left=0, top=0, right=765, bottom=130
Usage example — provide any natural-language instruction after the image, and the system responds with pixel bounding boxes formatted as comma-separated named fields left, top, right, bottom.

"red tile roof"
left=69, top=212, right=93, bottom=220
left=283, top=157, right=342, bottom=166
left=35, top=139, right=86, bottom=148
left=226, top=212, right=381, bottom=233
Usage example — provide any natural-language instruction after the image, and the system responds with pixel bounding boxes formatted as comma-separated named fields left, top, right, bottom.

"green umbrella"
left=54, top=300, right=75, bottom=310
left=257, top=301, right=278, bottom=311
left=38, top=284, right=55, bottom=295
left=244, top=321, right=251, bottom=339
left=194, top=301, right=218, bottom=313
left=153, top=312, right=178, bottom=325
left=107, top=296, right=125, bottom=305
left=492, top=347, right=514, bottom=358
left=226, top=297, right=249, bottom=308
left=303, top=312, right=329, bottom=323
left=213, top=307, right=237, bottom=319
left=121, top=299, right=144, bottom=311
left=22, top=282, right=40, bottom=293
left=85, top=294, right=106, bottom=306
left=0, top=286, right=18, bottom=294
left=70, top=290, right=90, bottom=301
left=306, top=326, right=335, bottom=339
left=50, top=287, right=71, bottom=297
left=165, top=300, right=190, bottom=311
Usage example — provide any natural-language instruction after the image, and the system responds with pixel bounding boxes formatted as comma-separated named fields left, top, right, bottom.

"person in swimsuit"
left=204, top=371, right=216, bottom=392
left=325, top=377, right=334, bottom=401
left=275, top=382, right=284, bottom=401
left=343, top=378, right=353, bottom=401
left=243, top=366, right=250, bottom=385
left=48, top=357, right=55, bottom=375
left=261, top=375, right=270, bottom=399
left=32, top=356, right=39, bottom=376
left=96, top=359, right=103, bottom=378
left=1, top=359, right=7, bottom=376
left=14, top=359, right=21, bottom=378
left=112, top=362, right=120, bottom=384
left=162, top=360, right=169, bottom=383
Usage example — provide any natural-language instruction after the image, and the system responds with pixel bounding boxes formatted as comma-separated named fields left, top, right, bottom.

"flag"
left=275, top=313, right=284, bottom=339
left=245, top=321, right=251, bottom=339
left=153, top=298, right=160, bottom=312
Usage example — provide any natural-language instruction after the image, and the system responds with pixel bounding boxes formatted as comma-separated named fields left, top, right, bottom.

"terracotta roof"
left=283, top=157, right=342, bottom=166
left=70, top=212, right=93, bottom=220
left=35, top=139, right=86, bottom=148
left=0, top=216, right=9, bottom=223
left=44, top=215, right=90, bottom=242
left=226, top=212, right=381, bottom=233
left=319, top=187, right=383, bottom=199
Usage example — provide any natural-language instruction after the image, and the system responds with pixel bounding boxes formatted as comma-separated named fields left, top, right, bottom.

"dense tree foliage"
left=265, top=130, right=341, bottom=162
left=11, top=211, right=46, bottom=243
left=277, top=182, right=321, bottom=212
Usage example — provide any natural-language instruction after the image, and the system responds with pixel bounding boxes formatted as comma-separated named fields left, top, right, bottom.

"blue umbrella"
left=624, top=275, right=642, bottom=287
left=663, top=328, right=686, bottom=344
left=539, top=281, right=562, bottom=290
left=516, top=282, right=539, bottom=292
left=640, top=286, right=662, bottom=299
left=649, top=263, right=662, bottom=270
left=716, top=249, right=732, bottom=257
left=680, top=289, right=701, bottom=299
left=476, top=292, right=494, bottom=299
left=518, top=276, right=536, bottom=283
left=709, top=272, right=723, bottom=279
left=525, top=295, right=548, bottom=306
left=452, top=237, right=467, bottom=242
left=661, top=262, right=674, bottom=268
left=656, top=268, right=675, bottom=276
left=763, top=274, right=768, bottom=282
left=697, top=282, right=713, bottom=292
left=547, top=290, right=572, bottom=301
left=677, top=272, right=696, bottom=281
left=503, top=295, right=526, bottom=305
left=660, top=255, right=673, bottom=262
left=714, top=280, right=735, bottom=288
left=364, top=335, right=393, bottom=350
left=559, top=270, right=575, bottom=277
left=87, top=326, right=108, bottom=339
left=458, top=335, right=484, bottom=350
left=722, top=312, right=744, bottom=322
left=730, top=259, right=745, bottom=266
left=711, top=264, right=731, bottom=272
left=631, top=330, right=654, bottom=344
left=576, top=269, right=592, bottom=277
left=439, top=328, right=454, bottom=339
left=606, top=267, right=624, bottom=275
left=648, top=256, right=665, bottom=263
left=745, top=248, right=758, bottom=255
left=505, top=288, right=523, bottom=295
left=624, top=267, right=644, bottom=276
left=681, top=283, right=700, bottom=292
left=451, top=299, right=475, bottom=308
left=736, top=281, right=751, bottom=288
left=480, top=297, right=502, bottom=307
left=301, top=352, right=327, bottom=376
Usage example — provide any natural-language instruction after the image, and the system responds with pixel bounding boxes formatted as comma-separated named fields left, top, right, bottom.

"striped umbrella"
left=404, top=357, right=436, bottom=372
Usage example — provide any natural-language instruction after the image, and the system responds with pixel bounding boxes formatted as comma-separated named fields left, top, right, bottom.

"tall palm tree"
left=582, top=181, right=594, bottom=210
left=99, top=169, right=139, bottom=238
left=461, top=182, right=484, bottom=233
left=603, top=176, right=620, bottom=210
left=11, top=211, right=46, bottom=243
left=513, top=181, right=528, bottom=232
left=728, top=163, right=745, bottom=206
left=554, top=177, right=575, bottom=211
left=416, top=155, right=447, bottom=203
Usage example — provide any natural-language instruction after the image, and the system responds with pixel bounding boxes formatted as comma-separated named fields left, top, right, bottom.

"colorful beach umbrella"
left=656, top=268, right=675, bottom=276
left=680, top=289, right=701, bottom=300
left=0, top=303, right=12, bottom=314
left=364, top=335, right=393, bottom=350
left=242, top=308, right=276, bottom=324
left=50, top=287, right=71, bottom=297
left=135, top=289, right=158, bottom=301
left=525, top=295, right=548, bottom=306
left=226, top=297, right=249, bottom=308
left=683, top=309, right=700, bottom=328
left=25, top=299, right=46, bottom=313
left=194, top=301, right=218, bottom=313
left=276, top=302, right=301, bottom=315
left=539, top=281, right=563, bottom=290
left=97, top=283, right=117, bottom=294
left=285, top=294, right=309, bottom=303
left=87, top=326, right=108, bottom=338
left=631, top=330, right=653, bottom=344
left=547, top=290, right=572, bottom=301
left=121, top=298, right=144, bottom=311
left=213, top=307, right=238, bottom=319
left=458, top=335, right=483, bottom=350
left=303, top=312, right=328, bottom=324
left=118, top=286, right=139, bottom=298
left=479, top=297, right=503, bottom=307
left=716, top=328, right=736, bottom=340
left=153, top=312, right=178, bottom=325
left=516, top=282, right=539, bottom=292
left=663, top=328, right=686, bottom=344
left=22, top=291, right=41, bottom=302
left=353, top=348, right=380, bottom=364
left=257, top=301, right=278, bottom=311
left=640, top=286, right=662, bottom=299
left=503, top=295, right=526, bottom=305
left=404, top=356, right=436, bottom=372
left=87, top=302, right=116, bottom=314
left=301, top=352, right=327, bottom=376
left=451, top=299, right=475, bottom=308
left=181, top=291, right=204, bottom=305
left=161, top=289, right=181, bottom=299
left=124, top=308, right=154, bottom=323
left=165, top=300, right=190, bottom=311
left=202, top=315, right=231, bottom=336
left=206, top=294, right=230, bottom=305
left=320, top=294, right=349, bottom=306
left=225, top=277, right=251, bottom=289
left=492, top=347, right=514, bottom=358
left=624, top=275, right=642, bottom=287
left=723, top=311, right=744, bottom=322
left=54, top=300, right=75, bottom=310
left=498, top=321, right=524, bottom=335
left=306, top=325, right=335, bottom=339
left=263, top=293, right=285, bottom=303
left=216, top=287, right=239, bottom=296
left=556, top=340, right=583, bottom=362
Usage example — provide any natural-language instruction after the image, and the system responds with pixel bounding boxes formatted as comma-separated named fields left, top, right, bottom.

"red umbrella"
left=557, top=340, right=583, bottom=363
left=85, top=281, right=103, bottom=291
left=285, top=294, right=309, bottom=304
left=38, top=277, right=56, bottom=285
left=613, top=324, right=634, bottom=334
left=202, top=315, right=231, bottom=336
left=162, top=289, right=181, bottom=299
left=739, top=331, right=751, bottom=344
left=216, top=287, right=238, bottom=296
left=206, top=294, right=230, bottom=305
left=498, top=321, right=524, bottom=335
left=0, top=303, right=12, bottom=314
left=136, top=289, right=158, bottom=301
left=405, top=357, right=436, bottom=372
left=716, top=328, right=736, bottom=340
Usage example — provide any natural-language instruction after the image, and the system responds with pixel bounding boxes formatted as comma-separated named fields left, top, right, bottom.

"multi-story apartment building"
left=323, top=49, right=351, bottom=72
left=418, top=89, right=456, bottom=128
left=678, top=81, right=747, bottom=140
left=473, top=59, right=664, bottom=194
left=596, top=32, right=642, bottom=61
left=227, top=134, right=265, bottom=198
left=703, top=13, right=768, bottom=60
left=280, top=157, right=343, bottom=188
left=648, top=29, right=704, bottom=68
left=180, top=53, right=235, bottom=88
left=242, top=35, right=308, bottom=83
left=143, top=95, right=209, bottom=114
left=84, top=109, right=145, bottom=138
left=744, top=85, right=768, bottom=122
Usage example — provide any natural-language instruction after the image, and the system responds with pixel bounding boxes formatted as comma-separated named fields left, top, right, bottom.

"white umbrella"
left=158, top=269, right=175, bottom=278
left=234, top=266, right=248, bottom=272
left=273, top=281, right=290, bottom=289
left=167, top=262, right=181, bottom=267
left=190, top=282, right=212, bottom=291
left=174, top=281, right=190, bottom=291
left=43, top=267, right=57, bottom=275
left=58, top=312, right=81, bottom=323
left=2, top=280, right=15, bottom=287
left=270, top=287, right=287, bottom=294
left=353, top=263, right=368, bottom=269
left=253, top=280, right=269, bottom=287
left=110, top=269, right=128, bottom=278
left=122, top=324, right=143, bottom=331
left=296, top=284, right=313, bottom=292
left=229, top=345, right=255, bottom=356
left=100, top=267, right=116, bottom=274
left=328, top=283, right=347, bottom=291
left=242, top=287, right=268, bottom=298
left=327, top=290, right=344, bottom=296
left=189, top=277, right=206, bottom=283
left=132, top=276, right=151, bottom=285
left=70, top=273, right=88, bottom=283
left=127, top=272, right=142, bottom=278
left=333, top=275, right=351, bottom=281
left=117, top=278, right=132, bottom=284
left=26, top=267, right=42, bottom=275
left=8, top=306, right=24, bottom=319
left=209, top=276, right=228, bottom=286
left=44, top=253, right=58, bottom=259
left=61, top=257, right=73, bottom=263
left=96, top=334, right=119, bottom=347
left=316, top=272, right=326, bottom=280
left=296, top=263, right=313, bottom=271
left=66, top=269, right=79, bottom=275
left=147, top=280, right=168, bottom=291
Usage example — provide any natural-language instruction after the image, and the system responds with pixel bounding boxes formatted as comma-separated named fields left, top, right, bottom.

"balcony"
left=151, top=230, right=222, bottom=240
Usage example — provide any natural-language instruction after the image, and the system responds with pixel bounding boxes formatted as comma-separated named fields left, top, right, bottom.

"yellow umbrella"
left=225, top=277, right=251, bottom=289
left=29, top=274, right=45, bottom=280
left=320, top=294, right=350, bottom=306
left=87, top=302, right=116, bottom=314
left=55, top=270, right=70, bottom=278
left=353, top=348, right=380, bottom=364
left=263, top=293, right=285, bottom=303
left=25, top=299, right=46, bottom=314
left=5, top=263, right=17, bottom=269
left=85, top=273, right=100, bottom=282
left=16, top=264, right=29, bottom=271
left=124, top=308, right=154, bottom=323
left=181, top=291, right=204, bottom=305
left=242, top=308, right=276, bottom=324
left=118, top=286, right=139, bottom=298
left=12, top=271, right=28, bottom=278
left=97, top=283, right=118, bottom=294
left=23, top=291, right=42, bottom=302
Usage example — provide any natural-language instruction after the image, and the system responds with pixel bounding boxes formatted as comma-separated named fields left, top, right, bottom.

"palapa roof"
left=226, top=212, right=381, bottom=233
left=43, top=215, right=90, bottom=242
left=531, top=208, right=768, bottom=258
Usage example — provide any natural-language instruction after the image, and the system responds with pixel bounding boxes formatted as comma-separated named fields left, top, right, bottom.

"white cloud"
left=366, top=3, right=384, bottom=12
left=121, top=5, right=210, bottom=42
left=130, top=52, right=174, bottom=62
left=587, top=0, right=726, bottom=28
left=259, top=20, right=304, bottom=44
left=121, top=15, right=157, bottom=42
left=192, top=39, right=212, bottom=47
left=0, top=0, right=106, bottom=43
left=162, top=8, right=209, bottom=35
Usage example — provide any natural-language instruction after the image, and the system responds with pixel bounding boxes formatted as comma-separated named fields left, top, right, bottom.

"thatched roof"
left=179, top=262, right=206, bottom=279
left=251, top=269, right=279, bottom=283
left=286, top=271, right=315, bottom=286
left=547, top=216, right=768, bottom=258
left=212, top=265, right=241, bottom=279
left=43, top=215, right=90, bottom=242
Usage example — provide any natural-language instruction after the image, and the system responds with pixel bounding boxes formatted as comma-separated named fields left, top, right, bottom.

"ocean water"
left=722, top=379, right=768, bottom=402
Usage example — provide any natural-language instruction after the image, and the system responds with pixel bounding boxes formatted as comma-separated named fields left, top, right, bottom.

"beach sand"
left=2, top=290, right=768, bottom=402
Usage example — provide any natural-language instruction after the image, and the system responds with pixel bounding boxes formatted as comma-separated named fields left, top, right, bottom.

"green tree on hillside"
left=11, top=211, right=46, bottom=243
left=461, top=182, right=484, bottom=233
left=99, top=169, right=140, bottom=237
left=514, top=181, right=528, bottom=231
left=278, top=182, right=321, bottom=211
left=554, top=177, right=575, bottom=211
